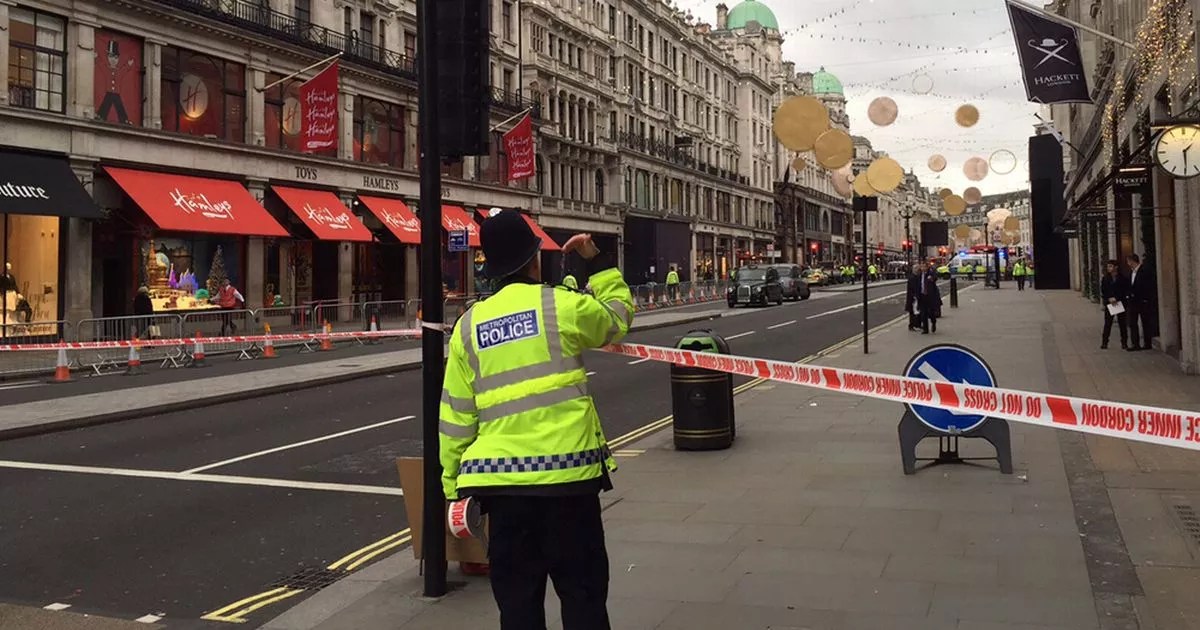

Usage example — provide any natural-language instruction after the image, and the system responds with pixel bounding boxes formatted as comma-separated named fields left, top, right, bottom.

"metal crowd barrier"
left=76, top=314, right=185, bottom=373
left=363, top=299, right=419, bottom=331
left=180, top=309, right=258, bottom=361
left=0, top=320, right=71, bottom=377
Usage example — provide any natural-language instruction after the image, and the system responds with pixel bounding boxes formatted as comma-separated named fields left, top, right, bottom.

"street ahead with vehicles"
left=0, top=281, right=916, bottom=627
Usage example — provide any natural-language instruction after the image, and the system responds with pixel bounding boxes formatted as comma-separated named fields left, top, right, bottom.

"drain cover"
left=1174, top=504, right=1200, bottom=544
left=268, top=566, right=344, bottom=591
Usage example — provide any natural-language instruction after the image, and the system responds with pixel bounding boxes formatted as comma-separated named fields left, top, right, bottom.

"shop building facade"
left=0, top=0, right=544, bottom=329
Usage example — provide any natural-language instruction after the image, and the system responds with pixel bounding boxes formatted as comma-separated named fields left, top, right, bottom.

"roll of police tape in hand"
left=601, top=342, right=1200, bottom=452
left=448, top=497, right=485, bottom=540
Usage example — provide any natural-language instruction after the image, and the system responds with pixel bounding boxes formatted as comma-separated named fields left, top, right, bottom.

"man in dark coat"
left=904, top=263, right=924, bottom=331
left=1125, top=254, right=1156, bottom=351
left=1100, top=259, right=1129, bottom=350
left=918, top=267, right=942, bottom=334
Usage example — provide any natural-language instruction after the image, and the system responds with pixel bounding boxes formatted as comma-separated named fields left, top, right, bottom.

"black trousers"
left=485, top=494, right=610, bottom=630
left=1102, top=308, right=1127, bottom=347
left=1127, top=302, right=1154, bottom=349
left=1016, top=276, right=1025, bottom=290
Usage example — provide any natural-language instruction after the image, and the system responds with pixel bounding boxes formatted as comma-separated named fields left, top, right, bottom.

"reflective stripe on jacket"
left=438, top=268, right=634, bottom=500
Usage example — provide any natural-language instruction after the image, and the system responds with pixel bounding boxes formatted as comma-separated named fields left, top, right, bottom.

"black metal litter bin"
left=671, top=330, right=735, bottom=450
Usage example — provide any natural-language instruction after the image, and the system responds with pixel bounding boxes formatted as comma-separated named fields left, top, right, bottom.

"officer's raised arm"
left=561, top=234, right=634, bottom=349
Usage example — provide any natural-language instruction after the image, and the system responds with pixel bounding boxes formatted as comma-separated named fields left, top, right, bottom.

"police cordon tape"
left=0, top=329, right=424, bottom=352
left=599, top=341, right=1200, bottom=453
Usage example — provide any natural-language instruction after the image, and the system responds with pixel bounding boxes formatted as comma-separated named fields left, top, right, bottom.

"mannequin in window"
left=1, top=262, right=30, bottom=324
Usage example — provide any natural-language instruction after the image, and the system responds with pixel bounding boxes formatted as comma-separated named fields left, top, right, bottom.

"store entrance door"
left=312, top=241, right=339, bottom=301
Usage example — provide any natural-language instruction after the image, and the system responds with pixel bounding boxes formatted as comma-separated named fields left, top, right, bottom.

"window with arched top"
left=536, top=156, right=546, bottom=194
left=595, top=170, right=605, bottom=203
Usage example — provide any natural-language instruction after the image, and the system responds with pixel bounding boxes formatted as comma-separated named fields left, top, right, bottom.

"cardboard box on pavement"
left=396, top=457, right=489, bottom=564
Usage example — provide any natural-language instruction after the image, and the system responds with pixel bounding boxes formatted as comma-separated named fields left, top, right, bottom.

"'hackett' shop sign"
left=0, top=182, right=51, bottom=200
left=170, top=187, right=235, bottom=221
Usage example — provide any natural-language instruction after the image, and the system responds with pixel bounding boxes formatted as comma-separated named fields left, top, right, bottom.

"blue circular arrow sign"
left=903, top=344, right=997, bottom=433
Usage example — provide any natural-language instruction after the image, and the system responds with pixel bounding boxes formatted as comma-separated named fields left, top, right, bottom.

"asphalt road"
left=0, top=280, right=934, bottom=627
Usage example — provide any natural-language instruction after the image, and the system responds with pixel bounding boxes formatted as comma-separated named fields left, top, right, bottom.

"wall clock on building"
left=1154, top=124, right=1200, bottom=178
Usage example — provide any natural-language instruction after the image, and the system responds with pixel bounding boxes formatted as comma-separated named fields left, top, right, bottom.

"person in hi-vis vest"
left=440, top=209, right=633, bottom=630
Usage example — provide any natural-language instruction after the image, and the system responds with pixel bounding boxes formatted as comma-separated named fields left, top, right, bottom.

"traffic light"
left=810, top=242, right=819, bottom=252
left=901, top=240, right=910, bottom=252
left=435, top=0, right=491, bottom=157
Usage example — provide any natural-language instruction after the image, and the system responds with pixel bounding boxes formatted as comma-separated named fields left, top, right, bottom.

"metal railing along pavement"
left=0, top=320, right=71, bottom=377
left=76, top=314, right=185, bottom=373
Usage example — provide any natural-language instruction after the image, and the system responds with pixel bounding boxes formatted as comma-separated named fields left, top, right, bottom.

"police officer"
left=440, top=209, right=633, bottom=630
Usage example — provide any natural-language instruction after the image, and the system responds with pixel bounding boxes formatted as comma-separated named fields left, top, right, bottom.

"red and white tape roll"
left=600, top=342, right=1200, bottom=453
left=447, top=497, right=484, bottom=539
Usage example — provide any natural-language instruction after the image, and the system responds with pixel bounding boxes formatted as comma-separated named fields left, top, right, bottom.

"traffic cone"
left=367, top=315, right=381, bottom=345
left=262, top=323, right=277, bottom=359
left=125, top=337, right=144, bottom=375
left=190, top=332, right=208, bottom=367
left=50, top=342, right=71, bottom=383
left=320, top=321, right=334, bottom=351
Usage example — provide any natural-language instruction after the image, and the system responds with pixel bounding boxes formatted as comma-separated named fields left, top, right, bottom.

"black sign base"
left=898, top=410, right=1013, bottom=475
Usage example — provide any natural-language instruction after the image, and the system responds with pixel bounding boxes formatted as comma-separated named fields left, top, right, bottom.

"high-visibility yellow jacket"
left=1012, top=263, right=1026, bottom=277
left=665, top=270, right=680, bottom=285
left=563, top=274, right=579, bottom=290
left=439, top=268, right=634, bottom=500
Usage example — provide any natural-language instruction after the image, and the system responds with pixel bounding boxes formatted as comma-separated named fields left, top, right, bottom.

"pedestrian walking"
left=666, top=265, right=680, bottom=302
left=1099, top=259, right=1129, bottom=350
left=904, top=263, right=924, bottom=331
left=1125, top=254, right=1156, bottom=351
left=133, top=286, right=154, bottom=339
left=440, top=209, right=634, bottom=630
left=1012, top=259, right=1027, bottom=291
left=918, top=267, right=941, bottom=334
left=215, top=278, right=245, bottom=336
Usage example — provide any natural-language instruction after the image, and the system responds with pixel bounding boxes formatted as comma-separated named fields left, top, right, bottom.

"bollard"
left=950, top=277, right=959, bottom=308
left=670, top=330, right=735, bottom=450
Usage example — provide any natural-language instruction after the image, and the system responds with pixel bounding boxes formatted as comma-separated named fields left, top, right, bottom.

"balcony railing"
left=155, top=0, right=416, bottom=79
left=488, top=87, right=542, bottom=118
left=616, top=131, right=749, bottom=186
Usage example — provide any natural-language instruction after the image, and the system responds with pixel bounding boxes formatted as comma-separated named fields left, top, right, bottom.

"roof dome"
left=726, top=0, right=779, bottom=31
left=813, top=67, right=843, bottom=96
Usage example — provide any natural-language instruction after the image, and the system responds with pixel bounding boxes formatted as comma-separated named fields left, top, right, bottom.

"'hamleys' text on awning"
left=273, top=186, right=373, bottom=242
left=104, top=166, right=288, bottom=237
left=357, top=195, right=421, bottom=244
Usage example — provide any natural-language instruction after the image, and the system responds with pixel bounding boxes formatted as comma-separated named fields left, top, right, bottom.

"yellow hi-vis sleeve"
left=439, top=319, right=478, bottom=501
left=570, top=267, right=634, bottom=349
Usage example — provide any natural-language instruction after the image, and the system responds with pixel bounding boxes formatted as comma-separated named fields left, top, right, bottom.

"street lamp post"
left=899, top=206, right=916, bottom=268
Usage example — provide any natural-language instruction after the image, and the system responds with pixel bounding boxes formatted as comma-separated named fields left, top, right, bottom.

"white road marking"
left=767, top=320, right=797, bottom=330
left=0, top=381, right=42, bottom=391
left=182, top=416, right=416, bottom=474
left=805, top=290, right=909, bottom=320
left=627, top=358, right=652, bottom=365
left=44, top=603, right=71, bottom=611
left=586, top=371, right=597, bottom=376
left=725, top=331, right=757, bottom=340
left=135, top=614, right=163, bottom=623
left=0, top=460, right=405, bottom=496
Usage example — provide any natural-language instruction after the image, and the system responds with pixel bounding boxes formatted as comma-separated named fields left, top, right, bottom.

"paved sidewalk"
left=261, top=286, right=1200, bottom=630
left=0, top=307, right=726, bottom=439
left=0, top=604, right=158, bottom=629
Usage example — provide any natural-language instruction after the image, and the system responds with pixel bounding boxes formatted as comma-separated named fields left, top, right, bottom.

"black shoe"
left=1126, top=346, right=1139, bottom=352
left=1101, top=343, right=1108, bottom=349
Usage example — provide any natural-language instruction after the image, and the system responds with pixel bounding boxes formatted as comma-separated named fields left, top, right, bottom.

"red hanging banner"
left=503, top=113, right=536, bottom=182
left=300, top=61, right=339, bottom=152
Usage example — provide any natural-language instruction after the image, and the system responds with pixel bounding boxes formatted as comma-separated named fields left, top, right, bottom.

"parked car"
left=769, top=264, right=811, bottom=301
left=727, top=265, right=784, bottom=307
left=802, top=268, right=830, bottom=286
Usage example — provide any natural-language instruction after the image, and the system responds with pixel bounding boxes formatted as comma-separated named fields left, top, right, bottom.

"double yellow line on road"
left=203, top=315, right=907, bottom=623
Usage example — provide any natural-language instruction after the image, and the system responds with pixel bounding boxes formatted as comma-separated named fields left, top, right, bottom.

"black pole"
left=861, top=207, right=869, bottom=354
left=417, top=0, right=448, bottom=598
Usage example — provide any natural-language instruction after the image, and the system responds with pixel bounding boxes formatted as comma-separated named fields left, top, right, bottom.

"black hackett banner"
left=1006, top=0, right=1093, bottom=104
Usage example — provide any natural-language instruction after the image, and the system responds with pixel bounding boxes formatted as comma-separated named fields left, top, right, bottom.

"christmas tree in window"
left=206, top=245, right=229, bottom=296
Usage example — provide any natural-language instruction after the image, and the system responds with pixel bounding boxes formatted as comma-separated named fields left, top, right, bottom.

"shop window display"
left=1, top=214, right=60, bottom=337
left=264, top=74, right=305, bottom=153
left=139, top=236, right=241, bottom=312
left=161, top=46, right=246, bottom=142
left=93, top=29, right=142, bottom=125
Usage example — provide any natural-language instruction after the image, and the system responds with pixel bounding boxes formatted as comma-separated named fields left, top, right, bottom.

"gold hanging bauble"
left=955, top=104, right=980, bottom=127
left=813, top=129, right=854, bottom=170
left=865, top=157, right=903, bottom=193
left=943, top=194, right=967, bottom=216
left=773, top=96, right=831, bottom=152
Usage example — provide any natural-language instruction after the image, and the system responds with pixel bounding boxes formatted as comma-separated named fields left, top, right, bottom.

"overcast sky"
left=690, top=0, right=1040, bottom=195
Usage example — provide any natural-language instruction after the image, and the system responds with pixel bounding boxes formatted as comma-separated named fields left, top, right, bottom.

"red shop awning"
left=441, top=205, right=481, bottom=248
left=103, top=166, right=289, bottom=237
left=273, top=186, right=373, bottom=242
left=521, top=213, right=562, bottom=252
left=358, top=195, right=421, bottom=245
